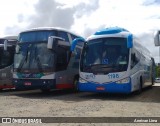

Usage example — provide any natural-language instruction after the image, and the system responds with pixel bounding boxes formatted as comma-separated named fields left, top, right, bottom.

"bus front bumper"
left=78, top=82, right=132, bottom=94
left=13, top=79, right=56, bottom=90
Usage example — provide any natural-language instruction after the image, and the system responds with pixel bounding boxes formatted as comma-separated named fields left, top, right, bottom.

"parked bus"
left=0, top=36, right=17, bottom=90
left=13, top=27, right=84, bottom=92
left=73, top=27, right=155, bottom=93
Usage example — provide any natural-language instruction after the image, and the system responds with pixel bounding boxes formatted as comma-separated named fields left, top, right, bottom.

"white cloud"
left=0, top=0, right=37, bottom=36
left=70, top=0, right=160, bottom=63
left=1, top=0, right=160, bottom=62
left=71, top=0, right=160, bottom=35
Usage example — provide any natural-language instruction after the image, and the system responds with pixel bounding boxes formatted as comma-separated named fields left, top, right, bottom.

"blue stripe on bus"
left=94, top=27, right=129, bottom=35
left=78, top=82, right=132, bottom=94
left=70, top=37, right=85, bottom=51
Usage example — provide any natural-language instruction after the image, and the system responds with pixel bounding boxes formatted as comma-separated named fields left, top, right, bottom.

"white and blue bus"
left=13, top=27, right=84, bottom=92
left=73, top=27, right=155, bottom=94
left=0, top=36, right=17, bottom=90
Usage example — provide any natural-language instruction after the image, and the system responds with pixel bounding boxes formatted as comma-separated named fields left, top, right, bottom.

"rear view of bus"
left=0, top=36, right=17, bottom=90
left=78, top=27, right=154, bottom=94
left=13, top=27, right=83, bottom=92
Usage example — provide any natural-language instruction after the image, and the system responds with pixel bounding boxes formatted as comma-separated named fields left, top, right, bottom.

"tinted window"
left=19, top=30, right=56, bottom=42
left=131, top=48, right=140, bottom=69
left=14, top=43, right=55, bottom=73
left=0, top=46, right=15, bottom=69
left=58, top=31, right=69, bottom=42
left=56, top=47, right=68, bottom=71
left=80, top=38, right=129, bottom=73
left=71, top=34, right=79, bottom=41
left=0, top=39, right=5, bottom=44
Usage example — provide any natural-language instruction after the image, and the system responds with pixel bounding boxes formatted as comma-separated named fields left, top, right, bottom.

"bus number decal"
left=108, top=74, right=119, bottom=79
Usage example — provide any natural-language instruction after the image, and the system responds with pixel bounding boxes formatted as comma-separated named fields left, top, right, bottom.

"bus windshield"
left=0, top=46, right=14, bottom=69
left=14, top=42, right=55, bottom=73
left=80, top=37, right=129, bottom=74
left=18, top=30, right=56, bottom=42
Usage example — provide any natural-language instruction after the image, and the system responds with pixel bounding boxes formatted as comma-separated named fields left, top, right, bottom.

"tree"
left=156, top=66, right=160, bottom=77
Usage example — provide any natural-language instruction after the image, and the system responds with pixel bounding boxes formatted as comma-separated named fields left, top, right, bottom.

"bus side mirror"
left=154, top=30, right=160, bottom=46
left=127, top=34, right=133, bottom=48
left=16, top=45, right=20, bottom=54
left=47, top=36, right=65, bottom=50
left=70, top=37, right=85, bottom=51
left=4, top=40, right=8, bottom=51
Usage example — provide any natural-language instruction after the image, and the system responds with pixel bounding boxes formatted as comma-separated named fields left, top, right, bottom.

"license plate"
left=96, top=87, right=105, bottom=91
left=24, top=82, right=32, bottom=86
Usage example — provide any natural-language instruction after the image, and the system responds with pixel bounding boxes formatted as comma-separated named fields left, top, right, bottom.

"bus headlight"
left=116, top=77, right=130, bottom=84
left=79, top=77, right=87, bottom=83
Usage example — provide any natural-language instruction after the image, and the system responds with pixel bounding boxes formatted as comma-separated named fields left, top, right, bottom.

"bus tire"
left=149, top=77, right=154, bottom=89
left=138, top=77, right=143, bottom=94
left=73, top=76, right=79, bottom=92
left=151, top=77, right=154, bottom=86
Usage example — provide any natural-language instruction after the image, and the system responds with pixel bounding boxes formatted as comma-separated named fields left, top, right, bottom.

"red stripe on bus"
left=0, top=85, right=15, bottom=89
left=56, top=84, right=74, bottom=89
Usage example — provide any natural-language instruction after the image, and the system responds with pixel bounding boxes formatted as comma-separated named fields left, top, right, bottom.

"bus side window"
left=58, top=31, right=69, bottom=43
left=71, top=34, right=78, bottom=41
left=131, top=52, right=139, bottom=69
left=0, top=47, right=14, bottom=68
left=75, top=47, right=81, bottom=59
left=72, top=47, right=81, bottom=68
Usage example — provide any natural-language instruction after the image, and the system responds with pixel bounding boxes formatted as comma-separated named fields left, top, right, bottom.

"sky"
left=0, top=0, right=160, bottom=62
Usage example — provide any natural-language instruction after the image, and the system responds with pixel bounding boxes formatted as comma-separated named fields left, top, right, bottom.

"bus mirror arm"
left=70, top=37, right=85, bottom=51
left=127, top=34, right=133, bottom=48
left=16, top=45, right=20, bottom=54
left=47, top=36, right=65, bottom=50
left=4, top=40, right=8, bottom=51
left=154, top=30, right=160, bottom=46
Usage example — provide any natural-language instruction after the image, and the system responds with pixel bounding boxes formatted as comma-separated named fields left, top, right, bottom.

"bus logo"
left=85, top=74, right=95, bottom=79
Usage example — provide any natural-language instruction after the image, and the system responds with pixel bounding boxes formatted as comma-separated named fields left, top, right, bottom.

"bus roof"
left=0, top=35, right=17, bottom=45
left=87, top=27, right=130, bottom=41
left=94, top=27, right=129, bottom=35
left=19, top=27, right=81, bottom=37
left=0, top=35, right=17, bottom=40
left=86, top=27, right=152, bottom=57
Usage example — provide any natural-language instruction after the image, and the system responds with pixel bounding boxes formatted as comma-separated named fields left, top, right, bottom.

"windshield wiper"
left=36, top=56, right=43, bottom=72
left=34, top=46, right=43, bottom=73
left=17, top=50, right=29, bottom=72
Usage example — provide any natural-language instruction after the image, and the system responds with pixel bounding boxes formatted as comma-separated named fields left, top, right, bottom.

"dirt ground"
left=0, top=84, right=160, bottom=126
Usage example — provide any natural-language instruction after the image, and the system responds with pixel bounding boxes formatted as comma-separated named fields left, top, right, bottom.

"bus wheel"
left=73, top=78, right=79, bottom=92
left=138, top=77, right=143, bottom=94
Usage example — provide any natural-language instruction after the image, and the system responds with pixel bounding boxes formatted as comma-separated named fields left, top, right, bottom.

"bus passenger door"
left=55, top=44, right=74, bottom=89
